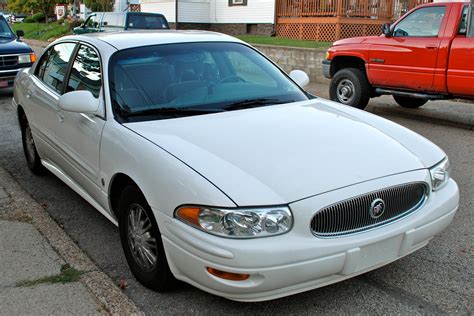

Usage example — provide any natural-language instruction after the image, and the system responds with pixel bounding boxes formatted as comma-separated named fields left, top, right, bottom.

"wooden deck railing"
left=275, top=0, right=434, bottom=42
left=276, top=0, right=434, bottom=20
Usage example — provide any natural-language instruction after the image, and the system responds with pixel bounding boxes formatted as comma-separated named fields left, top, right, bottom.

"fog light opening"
left=206, top=267, right=249, bottom=281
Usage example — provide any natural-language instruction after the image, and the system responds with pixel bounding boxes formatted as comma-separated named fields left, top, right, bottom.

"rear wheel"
left=330, top=68, right=371, bottom=109
left=20, top=114, right=46, bottom=175
left=118, top=185, right=176, bottom=291
left=393, top=95, right=428, bottom=108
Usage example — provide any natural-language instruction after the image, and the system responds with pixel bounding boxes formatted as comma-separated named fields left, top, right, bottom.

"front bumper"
left=322, top=60, right=332, bottom=79
left=155, top=170, right=459, bottom=302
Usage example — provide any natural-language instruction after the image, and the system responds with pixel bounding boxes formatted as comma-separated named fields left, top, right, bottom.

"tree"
left=8, top=0, right=61, bottom=21
left=35, top=0, right=62, bottom=22
left=7, top=0, right=32, bottom=14
left=83, top=0, right=114, bottom=12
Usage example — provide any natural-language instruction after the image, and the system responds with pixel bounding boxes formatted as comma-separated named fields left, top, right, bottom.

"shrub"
left=32, top=12, right=46, bottom=23
left=23, top=16, right=35, bottom=23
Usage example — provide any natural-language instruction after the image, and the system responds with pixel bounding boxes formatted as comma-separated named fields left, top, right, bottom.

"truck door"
left=368, top=5, right=447, bottom=92
left=447, top=5, right=474, bottom=97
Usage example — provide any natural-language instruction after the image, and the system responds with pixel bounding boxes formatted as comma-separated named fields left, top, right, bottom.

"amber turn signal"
left=206, top=267, right=250, bottom=281
left=30, top=53, right=37, bottom=63
left=176, top=207, right=201, bottom=226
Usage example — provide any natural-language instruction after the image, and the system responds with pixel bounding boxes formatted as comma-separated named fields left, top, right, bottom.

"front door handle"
left=426, top=45, right=438, bottom=49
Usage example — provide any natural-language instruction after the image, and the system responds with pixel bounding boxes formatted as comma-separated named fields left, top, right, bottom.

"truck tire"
left=393, top=95, right=428, bottom=108
left=330, top=68, right=371, bottom=109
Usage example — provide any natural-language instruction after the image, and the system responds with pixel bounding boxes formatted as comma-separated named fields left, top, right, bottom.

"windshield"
left=109, top=42, right=308, bottom=121
left=0, top=18, right=14, bottom=38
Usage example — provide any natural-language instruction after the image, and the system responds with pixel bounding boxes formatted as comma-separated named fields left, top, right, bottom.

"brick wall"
left=253, top=44, right=329, bottom=84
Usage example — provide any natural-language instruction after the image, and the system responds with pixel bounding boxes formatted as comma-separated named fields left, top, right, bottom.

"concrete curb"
left=368, top=104, right=474, bottom=131
left=0, top=167, right=142, bottom=315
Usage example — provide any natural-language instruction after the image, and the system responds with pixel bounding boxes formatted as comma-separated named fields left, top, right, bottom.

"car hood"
left=333, top=36, right=380, bottom=46
left=0, top=38, right=32, bottom=54
left=125, top=99, right=445, bottom=206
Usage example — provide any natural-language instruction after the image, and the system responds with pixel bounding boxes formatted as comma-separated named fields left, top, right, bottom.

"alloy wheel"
left=127, top=203, right=158, bottom=272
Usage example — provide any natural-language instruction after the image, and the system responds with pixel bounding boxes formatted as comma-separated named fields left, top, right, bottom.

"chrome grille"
left=0, top=55, right=19, bottom=68
left=311, top=182, right=428, bottom=237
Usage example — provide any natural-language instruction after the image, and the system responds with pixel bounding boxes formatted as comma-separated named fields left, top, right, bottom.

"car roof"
left=59, top=30, right=244, bottom=51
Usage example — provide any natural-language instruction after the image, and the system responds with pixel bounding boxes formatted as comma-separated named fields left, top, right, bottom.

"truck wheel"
left=393, top=95, right=428, bottom=108
left=330, top=68, right=370, bottom=109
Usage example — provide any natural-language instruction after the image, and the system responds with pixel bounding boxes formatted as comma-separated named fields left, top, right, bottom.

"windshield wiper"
left=121, top=107, right=225, bottom=118
left=223, top=98, right=290, bottom=111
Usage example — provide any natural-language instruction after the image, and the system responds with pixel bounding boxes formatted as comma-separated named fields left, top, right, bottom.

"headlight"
left=429, top=158, right=450, bottom=191
left=175, top=205, right=293, bottom=238
left=18, top=53, right=36, bottom=64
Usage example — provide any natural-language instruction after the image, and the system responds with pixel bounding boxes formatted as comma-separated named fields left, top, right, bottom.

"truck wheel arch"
left=330, top=56, right=367, bottom=78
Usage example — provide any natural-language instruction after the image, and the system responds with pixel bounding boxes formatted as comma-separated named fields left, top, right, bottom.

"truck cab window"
left=459, top=6, right=469, bottom=35
left=393, top=6, right=446, bottom=37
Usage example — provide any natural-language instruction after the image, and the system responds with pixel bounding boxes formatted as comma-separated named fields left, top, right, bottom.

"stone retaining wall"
left=253, top=44, right=329, bottom=84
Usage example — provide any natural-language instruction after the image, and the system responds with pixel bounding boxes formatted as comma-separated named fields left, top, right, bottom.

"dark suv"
left=0, top=14, right=35, bottom=88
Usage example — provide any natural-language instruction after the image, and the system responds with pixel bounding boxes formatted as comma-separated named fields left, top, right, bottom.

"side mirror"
left=289, top=70, right=310, bottom=88
left=382, top=23, right=392, bottom=37
left=16, top=30, right=25, bottom=38
left=58, top=90, right=100, bottom=113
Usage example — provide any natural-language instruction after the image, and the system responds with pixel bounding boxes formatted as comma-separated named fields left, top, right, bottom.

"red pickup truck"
left=323, top=1, right=474, bottom=109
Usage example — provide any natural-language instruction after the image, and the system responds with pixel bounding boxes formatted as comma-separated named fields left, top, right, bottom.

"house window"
left=229, top=0, right=247, bottom=6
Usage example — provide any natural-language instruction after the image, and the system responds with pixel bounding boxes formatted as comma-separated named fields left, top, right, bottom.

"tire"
left=118, top=185, right=176, bottom=291
left=330, top=68, right=371, bottom=109
left=393, top=95, right=428, bottom=108
left=20, top=114, right=47, bottom=175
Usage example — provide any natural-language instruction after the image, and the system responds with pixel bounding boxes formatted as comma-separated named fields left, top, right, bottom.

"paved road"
left=1, top=87, right=473, bottom=313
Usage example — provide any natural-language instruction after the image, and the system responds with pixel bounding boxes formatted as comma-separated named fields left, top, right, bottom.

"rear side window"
left=37, top=43, right=76, bottom=94
left=127, top=14, right=168, bottom=29
left=66, top=45, right=102, bottom=98
left=393, top=6, right=446, bottom=37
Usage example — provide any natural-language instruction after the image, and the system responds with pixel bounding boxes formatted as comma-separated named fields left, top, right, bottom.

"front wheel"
left=118, top=185, right=176, bottom=291
left=393, top=95, right=428, bottom=108
left=330, top=68, right=371, bottom=109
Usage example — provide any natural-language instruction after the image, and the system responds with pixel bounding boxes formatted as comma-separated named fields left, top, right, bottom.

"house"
left=138, top=0, right=276, bottom=35
left=136, top=0, right=433, bottom=41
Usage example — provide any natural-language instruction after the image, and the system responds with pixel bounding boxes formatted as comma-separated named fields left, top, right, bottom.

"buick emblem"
left=369, top=198, right=385, bottom=219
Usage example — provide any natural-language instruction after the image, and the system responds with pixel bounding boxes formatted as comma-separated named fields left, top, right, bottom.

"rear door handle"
left=426, top=45, right=438, bottom=49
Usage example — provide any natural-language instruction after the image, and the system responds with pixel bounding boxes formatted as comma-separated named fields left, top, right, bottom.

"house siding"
left=140, top=0, right=176, bottom=22
left=209, top=0, right=275, bottom=24
left=178, top=0, right=210, bottom=23
left=138, top=0, right=275, bottom=35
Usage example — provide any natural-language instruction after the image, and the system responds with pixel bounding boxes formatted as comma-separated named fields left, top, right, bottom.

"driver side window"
left=393, top=6, right=446, bottom=37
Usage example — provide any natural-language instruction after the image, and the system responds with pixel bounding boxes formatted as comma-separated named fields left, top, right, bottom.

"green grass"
left=17, top=265, right=82, bottom=287
left=237, top=35, right=331, bottom=49
left=11, top=22, right=70, bottom=41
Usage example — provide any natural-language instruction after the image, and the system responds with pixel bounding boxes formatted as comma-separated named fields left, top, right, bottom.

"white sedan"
left=13, top=31, right=459, bottom=302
